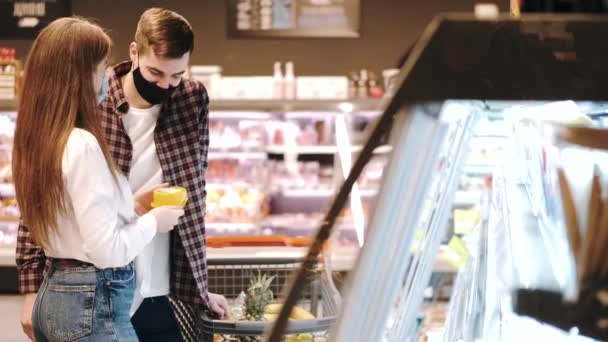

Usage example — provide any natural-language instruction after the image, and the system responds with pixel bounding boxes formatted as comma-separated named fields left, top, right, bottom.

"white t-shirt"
left=44, top=129, right=157, bottom=268
left=121, top=104, right=171, bottom=316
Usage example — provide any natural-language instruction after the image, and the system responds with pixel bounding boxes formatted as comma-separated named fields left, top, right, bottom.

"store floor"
left=0, top=295, right=27, bottom=341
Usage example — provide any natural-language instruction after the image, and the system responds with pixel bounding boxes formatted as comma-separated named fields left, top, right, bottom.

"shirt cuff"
left=138, top=213, right=158, bottom=238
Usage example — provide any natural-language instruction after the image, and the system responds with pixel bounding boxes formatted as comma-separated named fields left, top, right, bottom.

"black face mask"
left=132, top=61, right=178, bottom=105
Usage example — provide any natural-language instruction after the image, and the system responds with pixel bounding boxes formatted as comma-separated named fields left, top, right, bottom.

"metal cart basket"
left=203, top=253, right=340, bottom=341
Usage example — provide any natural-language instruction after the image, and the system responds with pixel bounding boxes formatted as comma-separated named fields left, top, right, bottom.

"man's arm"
left=198, top=84, right=210, bottom=306
left=16, top=223, right=47, bottom=341
left=16, top=223, right=46, bottom=293
left=197, top=84, right=230, bottom=318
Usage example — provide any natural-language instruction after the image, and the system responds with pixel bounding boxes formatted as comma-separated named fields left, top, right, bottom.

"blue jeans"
left=32, top=260, right=138, bottom=342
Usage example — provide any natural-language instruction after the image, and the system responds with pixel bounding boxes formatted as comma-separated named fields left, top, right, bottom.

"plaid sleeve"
left=198, top=84, right=211, bottom=305
left=199, top=88, right=210, bottom=183
left=15, top=223, right=47, bottom=293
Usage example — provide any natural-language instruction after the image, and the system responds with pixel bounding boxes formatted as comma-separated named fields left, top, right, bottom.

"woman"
left=12, top=17, right=184, bottom=341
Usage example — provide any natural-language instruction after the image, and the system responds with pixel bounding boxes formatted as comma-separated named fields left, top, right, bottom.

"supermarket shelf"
left=358, top=189, right=379, bottom=197
left=0, top=243, right=457, bottom=271
left=279, top=188, right=378, bottom=198
left=0, top=99, right=17, bottom=111
left=453, top=191, right=481, bottom=207
left=210, top=98, right=383, bottom=113
left=464, top=164, right=494, bottom=176
left=435, top=245, right=459, bottom=273
left=207, top=183, right=249, bottom=190
left=0, top=99, right=383, bottom=113
left=207, top=245, right=457, bottom=273
left=281, top=188, right=335, bottom=198
left=471, top=134, right=508, bottom=140
left=208, top=151, right=266, bottom=160
left=352, top=144, right=393, bottom=154
left=260, top=221, right=358, bottom=233
left=209, top=111, right=272, bottom=120
left=266, top=145, right=338, bottom=154
left=0, top=183, right=15, bottom=197
left=0, top=99, right=383, bottom=114
left=266, top=144, right=392, bottom=155
left=0, top=247, right=15, bottom=266
left=206, top=222, right=258, bottom=233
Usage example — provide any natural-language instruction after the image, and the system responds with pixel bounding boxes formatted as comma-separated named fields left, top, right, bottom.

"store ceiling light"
left=18, top=17, right=39, bottom=28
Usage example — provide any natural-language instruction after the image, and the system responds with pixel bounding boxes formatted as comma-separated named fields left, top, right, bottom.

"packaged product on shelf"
left=0, top=113, right=15, bottom=205
left=267, top=160, right=333, bottom=193
left=458, top=175, right=486, bottom=193
left=417, top=302, right=449, bottom=342
left=208, top=158, right=267, bottom=185
left=260, top=205, right=369, bottom=247
left=209, top=118, right=266, bottom=152
left=0, top=56, right=18, bottom=100
left=358, top=155, right=387, bottom=191
left=209, top=120, right=241, bottom=150
left=284, top=61, right=295, bottom=100
left=266, top=118, right=334, bottom=148
left=208, top=159, right=238, bottom=182
left=295, top=76, right=349, bottom=100
left=465, top=143, right=501, bottom=166
left=0, top=48, right=16, bottom=62
left=357, top=69, right=369, bottom=99
left=238, top=120, right=265, bottom=150
left=272, top=61, right=283, bottom=99
left=206, top=182, right=268, bottom=226
left=367, top=72, right=384, bottom=99
left=296, top=123, right=317, bottom=145
left=189, top=65, right=222, bottom=98
left=220, top=76, right=274, bottom=99
left=0, top=221, right=18, bottom=247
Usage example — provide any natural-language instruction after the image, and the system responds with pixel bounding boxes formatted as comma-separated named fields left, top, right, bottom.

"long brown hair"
left=13, top=17, right=116, bottom=249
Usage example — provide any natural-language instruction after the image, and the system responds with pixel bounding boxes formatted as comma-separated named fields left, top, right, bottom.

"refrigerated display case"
left=265, top=14, right=608, bottom=342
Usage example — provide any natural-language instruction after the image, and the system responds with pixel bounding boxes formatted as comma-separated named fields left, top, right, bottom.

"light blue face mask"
left=97, top=76, right=109, bottom=104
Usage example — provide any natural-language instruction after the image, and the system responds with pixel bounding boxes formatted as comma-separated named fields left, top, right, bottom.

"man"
left=17, top=8, right=228, bottom=341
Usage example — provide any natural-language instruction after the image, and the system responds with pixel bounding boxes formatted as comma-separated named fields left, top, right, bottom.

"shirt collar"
left=107, top=61, right=133, bottom=116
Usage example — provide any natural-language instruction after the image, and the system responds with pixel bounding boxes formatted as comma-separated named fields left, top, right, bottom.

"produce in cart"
left=244, top=272, right=276, bottom=321
left=232, top=271, right=318, bottom=341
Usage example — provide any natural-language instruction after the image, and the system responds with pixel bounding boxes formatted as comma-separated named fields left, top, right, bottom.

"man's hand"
left=208, top=292, right=230, bottom=320
left=134, top=183, right=169, bottom=216
left=21, top=293, right=36, bottom=341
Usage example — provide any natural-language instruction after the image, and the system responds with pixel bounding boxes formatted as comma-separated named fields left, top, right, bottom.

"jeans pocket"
left=42, top=284, right=96, bottom=342
left=106, top=264, right=135, bottom=285
left=105, top=267, right=135, bottom=316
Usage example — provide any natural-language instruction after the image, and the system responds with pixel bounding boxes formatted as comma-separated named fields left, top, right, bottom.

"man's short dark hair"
left=135, top=8, right=194, bottom=58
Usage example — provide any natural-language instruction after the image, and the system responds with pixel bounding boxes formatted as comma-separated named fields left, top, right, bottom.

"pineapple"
left=243, top=271, right=276, bottom=321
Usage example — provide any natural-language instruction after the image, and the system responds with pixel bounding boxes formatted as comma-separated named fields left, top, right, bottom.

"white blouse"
left=43, top=128, right=157, bottom=269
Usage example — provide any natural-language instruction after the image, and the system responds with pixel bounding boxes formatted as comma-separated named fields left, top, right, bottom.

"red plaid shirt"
left=16, top=61, right=210, bottom=306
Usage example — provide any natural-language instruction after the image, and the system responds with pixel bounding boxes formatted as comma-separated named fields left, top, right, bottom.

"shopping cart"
left=203, top=236, right=341, bottom=342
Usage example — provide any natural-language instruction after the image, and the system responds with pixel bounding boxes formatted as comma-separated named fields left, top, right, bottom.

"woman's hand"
left=133, top=183, right=169, bottom=216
